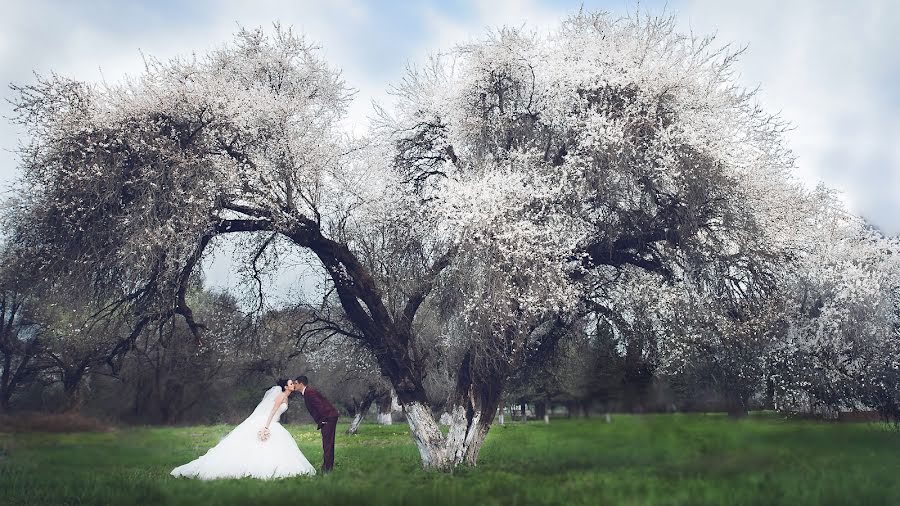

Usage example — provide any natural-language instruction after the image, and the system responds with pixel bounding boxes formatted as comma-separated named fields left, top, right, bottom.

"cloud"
left=678, top=0, right=900, bottom=234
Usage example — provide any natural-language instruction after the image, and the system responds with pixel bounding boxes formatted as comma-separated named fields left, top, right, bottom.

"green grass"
left=1, top=413, right=899, bottom=505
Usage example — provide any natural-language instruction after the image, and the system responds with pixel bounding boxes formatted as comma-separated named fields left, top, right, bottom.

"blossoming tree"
left=9, top=12, right=822, bottom=468
left=769, top=190, right=900, bottom=419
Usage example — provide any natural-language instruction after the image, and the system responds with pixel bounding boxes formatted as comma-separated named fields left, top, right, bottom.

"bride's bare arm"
left=264, top=393, right=286, bottom=429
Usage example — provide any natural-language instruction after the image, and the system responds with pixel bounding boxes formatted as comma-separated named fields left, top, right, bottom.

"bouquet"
left=257, top=428, right=270, bottom=442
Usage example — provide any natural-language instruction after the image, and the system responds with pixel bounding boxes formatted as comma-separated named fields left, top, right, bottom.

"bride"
left=171, top=378, right=316, bottom=479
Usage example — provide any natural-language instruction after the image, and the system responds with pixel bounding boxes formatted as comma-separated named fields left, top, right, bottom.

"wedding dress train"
left=171, top=386, right=316, bottom=479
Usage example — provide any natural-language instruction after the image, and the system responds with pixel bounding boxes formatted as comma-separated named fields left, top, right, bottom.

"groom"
left=294, top=375, right=340, bottom=472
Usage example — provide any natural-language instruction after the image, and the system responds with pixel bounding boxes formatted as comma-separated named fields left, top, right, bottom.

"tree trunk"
left=160, top=387, right=182, bottom=425
left=348, top=411, right=365, bottom=434
left=132, top=380, right=145, bottom=419
left=443, top=352, right=503, bottom=467
left=62, top=383, right=83, bottom=413
left=535, top=401, right=546, bottom=421
left=404, top=400, right=451, bottom=469
left=0, top=354, right=11, bottom=413
left=444, top=401, right=494, bottom=467
left=401, top=351, right=504, bottom=470
left=520, top=402, right=528, bottom=422
left=61, top=368, right=86, bottom=413
left=726, top=392, right=749, bottom=418
left=413, top=386, right=500, bottom=468
left=376, top=391, right=393, bottom=425
left=0, top=338, right=41, bottom=414
left=346, top=392, right=375, bottom=435
left=498, top=399, right=505, bottom=425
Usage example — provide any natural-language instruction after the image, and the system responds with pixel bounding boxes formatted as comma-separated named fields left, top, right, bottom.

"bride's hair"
left=276, top=378, right=290, bottom=391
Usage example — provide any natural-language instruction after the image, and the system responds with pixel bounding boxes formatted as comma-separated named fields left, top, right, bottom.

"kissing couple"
left=171, top=375, right=340, bottom=479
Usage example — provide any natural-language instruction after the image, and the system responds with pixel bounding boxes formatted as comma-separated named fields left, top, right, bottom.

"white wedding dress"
left=171, top=386, right=316, bottom=479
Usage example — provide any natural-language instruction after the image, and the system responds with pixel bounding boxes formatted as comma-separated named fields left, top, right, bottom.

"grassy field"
left=1, top=413, right=898, bottom=506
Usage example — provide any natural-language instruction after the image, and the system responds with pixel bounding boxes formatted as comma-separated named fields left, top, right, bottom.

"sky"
left=2, top=0, right=898, bottom=299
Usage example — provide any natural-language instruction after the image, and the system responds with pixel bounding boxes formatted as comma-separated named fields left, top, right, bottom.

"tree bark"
left=376, top=390, right=393, bottom=425
left=348, top=411, right=366, bottom=434
left=535, top=401, right=546, bottom=421
left=0, top=354, right=12, bottom=413
left=62, top=378, right=83, bottom=413
left=0, top=312, right=41, bottom=414
left=443, top=351, right=503, bottom=467
left=404, top=400, right=451, bottom=469
left=60, top=366, right=87, bottom=413
left=401, top=351, right=505, bottom=469
left=726, top=391, right=750, bottom=418
left=405, top=387, right=502, bottom=469
left=346, top=390, right=376, bottom=435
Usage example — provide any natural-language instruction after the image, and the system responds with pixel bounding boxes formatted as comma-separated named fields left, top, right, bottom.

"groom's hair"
left=294, top=375, right=309, bottom=386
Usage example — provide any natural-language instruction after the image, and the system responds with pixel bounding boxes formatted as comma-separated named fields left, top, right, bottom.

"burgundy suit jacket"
left=302, top=387, right=339, bottom=428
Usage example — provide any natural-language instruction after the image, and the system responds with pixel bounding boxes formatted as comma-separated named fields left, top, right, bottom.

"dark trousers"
left=321, top=415, right=339, bottom=471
